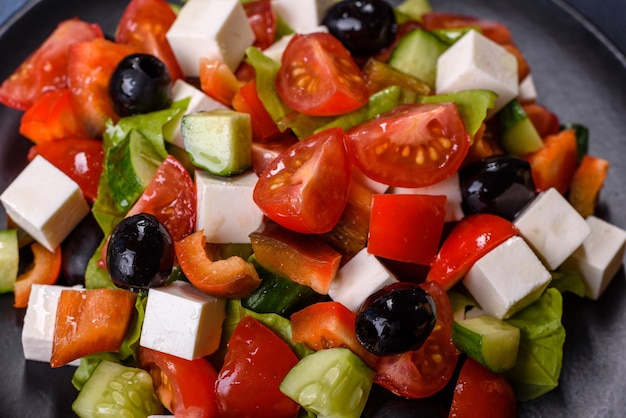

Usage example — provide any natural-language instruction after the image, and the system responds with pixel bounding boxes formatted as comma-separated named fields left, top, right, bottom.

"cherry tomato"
left=374, top=281, right=459, bottom=399
left=215, top=316, right=300, bottom=418
left=449, top=358, right=518, bottom=418
left=139, top=347, right=219, bottom=417
left=345, top=103, right=471, bottom=188
left=250, top=131, right=298, bottom=175
left=243, top=0, right=277, bottom=50
left=275, top=32, right=369, bottom=116
left=115, top=0, right=184, bottom=81
left=28, top=137, right=104, bottom=204
left=253, top=127, right=352, bottom=234
left=0, top=19, right=103, bottom=111
left=426, top=214, right=519, bottom=290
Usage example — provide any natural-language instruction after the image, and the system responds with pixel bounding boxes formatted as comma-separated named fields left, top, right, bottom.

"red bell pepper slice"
left=232, top=79, right=280, bottom=142
left=524, top=128, right=578, bottom=194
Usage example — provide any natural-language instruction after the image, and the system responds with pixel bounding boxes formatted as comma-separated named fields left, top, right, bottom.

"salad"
left=0, top=0, right=625, bottom=417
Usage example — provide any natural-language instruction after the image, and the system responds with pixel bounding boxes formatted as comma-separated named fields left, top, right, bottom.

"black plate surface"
left=1, top=0, right=626, bottom=417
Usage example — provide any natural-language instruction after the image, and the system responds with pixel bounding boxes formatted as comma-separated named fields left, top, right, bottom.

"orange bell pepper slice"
left=525, top=128, right=578, bottom=194
left=14, top=242, right=62, bottom=308
left=568, top=155, right=610, bottom=218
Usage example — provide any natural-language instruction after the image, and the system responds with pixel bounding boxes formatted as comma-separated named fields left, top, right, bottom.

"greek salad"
left=0, top=0, right=625, bottom=417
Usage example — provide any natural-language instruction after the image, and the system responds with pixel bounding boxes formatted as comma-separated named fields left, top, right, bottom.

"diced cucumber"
left=394, top=0, right=432, bottom=22
left=0, top=229, right=18, bottom=293
left=182, top=109, right=253, bottom=176
left=497, top=99, right=544, bottom=156
left=72, top=360, right=163, bottom=417
left=452, top=314, right=520, bottom=373
left=280, top=348, right=375, bottom=418
left=388, top=28, right=448, bottom=87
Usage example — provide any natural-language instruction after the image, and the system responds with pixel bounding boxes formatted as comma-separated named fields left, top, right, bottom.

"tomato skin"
left=215, top=316, right=300, bottom=418
left=426, top=214, right=518, bottom=290
left=374, top=281, right=459, bottom=399
left=28, top=137, right=104, bottom=204
left=449, top=358, right=518, bottom=418
left=0, top=18, right=103, bottom=110
left=276, top=33, right=369, bottom=116
left=13, top=242, right=62, bottom=308
left=232, top=79, right=281, bottom=142
left=253, top=127, right=352, bottom=234
left=243, top=0, right=277, bottom=50
left=345, top=103, right=471, bottom=188
left=250, top=131, right=298, bottom=175
left=139, top=347, right=219, bottom=417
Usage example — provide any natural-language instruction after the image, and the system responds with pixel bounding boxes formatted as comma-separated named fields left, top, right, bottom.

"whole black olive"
left=356, top=282, right=437, bottom=356
left=459, top=155, right=537, bottom=221
left=106, top=213, right=174, bottom=292
left=109, top=53, right=172, bottom=117
left=61, top=212, right=104, bottom=286
left=322, top=0, right=397, bottom=56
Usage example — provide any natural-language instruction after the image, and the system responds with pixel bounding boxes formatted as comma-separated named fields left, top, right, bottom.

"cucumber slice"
left=452, top=314, right=520, bottom=373
left=182, top=109, right=253, bottom=176
left=388, top=28, right=448, bottom=87
left=280, top=348, right=375, bottom=418
left=497, top=99, right=544, bottom=156
left=395, top=0, right=432, bottom=22
left=0, top=229, right=18, bottom=293
left=72, top=360, right=164, bottom=417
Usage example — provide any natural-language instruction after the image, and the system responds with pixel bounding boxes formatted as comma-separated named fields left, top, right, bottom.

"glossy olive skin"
left=322, top=0, right=397, bottom=56
left=61, top=212, right=104, bottom=286
left=356, top=282, right=437, bottom=356
left=459, top=155, right=537, bottom=221
left=106, top=213, right=174, bottom=292
left=109, top=53, right=171, bottom=117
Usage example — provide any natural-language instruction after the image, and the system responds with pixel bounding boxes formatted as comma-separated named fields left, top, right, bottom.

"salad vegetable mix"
left=0, top=0, right=625, bottom=417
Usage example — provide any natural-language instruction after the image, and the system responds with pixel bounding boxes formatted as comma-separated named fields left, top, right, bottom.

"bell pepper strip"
left=232, top=79, right=281, bottom=142
left=51, top=288, right=137, bottom=367
left=361, top=58, right=431, bottom=96
left=174, top=230, right=261, bottom=299
left=199, top=58, right=244, bottom=107
left=13, top=242, right=62, bottom=308
left=522, top=103, right=560, bottom=139
left=524, top=128, right=578, bottom=194
left=426, top=214, right=519, bottom=290
left=568, top=154, right=610, bottom=218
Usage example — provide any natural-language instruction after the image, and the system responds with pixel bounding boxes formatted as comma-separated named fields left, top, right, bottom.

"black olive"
left=109, top=53, right=172, bottom=117
left=356, top=282, right=437, bottom=356
left=459, top=155, right=537, bottom=221
left=61, top=212, right=104, bottom=286
left=106, top=213, right=174, bottom=292
left=322, top=0, right=397, bottom=56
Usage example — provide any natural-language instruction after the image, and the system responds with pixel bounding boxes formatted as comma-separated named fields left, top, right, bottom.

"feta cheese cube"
left=195, top=170, right=264, bottom=243
left=518, top=74, right=538, bottom=104
left=140, top=281, right=226, bottom=360
left=166, top=0, right=255, bottom=76
left=329, top=248, right=398, bottom=312
left=436, top=30, right=518, bottom=116
left=514, top=188, right=591, bottom=270
left=463, top=235, right=552, bottom=319
left=0, top=155, right=89, bottom=251
left=561, top=216, right=626, bottom=300
left=272, top=0, right=335, bottom=33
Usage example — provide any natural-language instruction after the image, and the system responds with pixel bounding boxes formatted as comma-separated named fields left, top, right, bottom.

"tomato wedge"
left=374, top=281, right=459, bottom=399
left=275, top=32, right=369, bottom=116
left=253, top=127, right=352, bottom=234
left=232, top=79, right=281, bottom=142
left=345, top=103, right=471, bottom=188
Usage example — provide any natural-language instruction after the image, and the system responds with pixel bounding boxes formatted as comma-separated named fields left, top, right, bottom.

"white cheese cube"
left=21, top=284, right=82, bottom=365
left=166, top=0, right=255, bottom=76
left=167, top=79, right=228, bottom=148
left=0, top=155, right=89, bottom=252
left=263, top=26, right=328, bottom=62
left=140, top=281, right=226, bottom=360
left=329, top=248, right=398, bottom=312
left=436, top=30, right=518, bottom=116
left=561, top=216, right=626, bottom=300
left=518, top=74, right=538, bottom=104
left=195, top=170, right=264, bottom=244
left=463, top=235, right=552, bottom=319
left=272, top=0, right=335, bottom=33
left=514, top=188, right=591, bottom=270
left=391, top=172, right=464, bottom=222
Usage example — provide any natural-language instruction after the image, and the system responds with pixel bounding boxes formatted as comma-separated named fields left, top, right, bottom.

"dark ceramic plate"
left=1, top=0, right=626, bottom=416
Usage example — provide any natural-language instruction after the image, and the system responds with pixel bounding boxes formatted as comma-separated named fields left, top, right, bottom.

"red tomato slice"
left=28, top=137, right=104, bottom=205
left=13, top=242, right=62, bottom=308
left=426, top=214, right=518, bottom=290
left=215, top=316, right=300, bottom=418
left=374, top=281, right=459, bottom=399
left=275, top=33, right=369, bottom=116
left=345, top=103, right=471, bottom=188
left=232, top=79, right=280, bottom=142
left=250, top=131, right=298, bottom=175
left=253, top=127, right=352, bottom=234
left=139, top=347, right=219, bottom=417
left=115, top=0, right=184, bottom=81
left=449, top=358, right=518, bottom=418
left=421, top=12, right=514, bottom=45
left=0, top=18, right=103, bottom=110
left=243, top=0, right=277, bottom=50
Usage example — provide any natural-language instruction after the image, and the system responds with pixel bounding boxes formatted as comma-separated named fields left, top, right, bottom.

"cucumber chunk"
left=0, top=229, right=18, bottom=293
left=388, top=28, right=448, bottom=87
left=72, top=360, right=163, bottom=417
left=497, top=99, right=544, bottom=156
left=280, top=348, right=375, bottom=418
left=452, top=314, right=520, bottom=373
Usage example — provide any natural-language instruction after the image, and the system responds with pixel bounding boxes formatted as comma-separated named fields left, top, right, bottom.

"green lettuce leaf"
left=550, top=270, right=586, bottom=297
